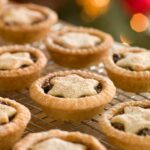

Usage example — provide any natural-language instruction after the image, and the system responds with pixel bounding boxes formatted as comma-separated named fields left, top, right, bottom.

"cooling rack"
left=0, top=22, right=149, bottom=150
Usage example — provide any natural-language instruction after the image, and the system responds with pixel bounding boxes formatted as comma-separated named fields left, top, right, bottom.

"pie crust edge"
left=45, top=26, right=113, bottom=68
left=30, top=70, right=116, bottom=121
left=0, top=45, right=47, bottom=91
left=0, top=97, right=31, bottom=150
left=0, top=3, right=58, bottom=43
left=13, top=129, right=106, bottom=150
left=104, top=47, right=150, bottom=92
left=99, top=100, right=150, bottom=150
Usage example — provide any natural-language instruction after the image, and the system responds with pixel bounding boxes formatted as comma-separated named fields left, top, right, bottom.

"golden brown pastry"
left=30, top=70, right=116, bottom=121
left=99, top=100, right=150, bottom=150
left=104, top=47, right=150, bottom=92
left=0, top=97, right=31, bottom=150
left=0, top=45, right=47, bottom=91
left=13, top=129, right=107, bottom=150
left=45, top=26, right=113, bottom=68
left=0, top=3, right=58, bottom=43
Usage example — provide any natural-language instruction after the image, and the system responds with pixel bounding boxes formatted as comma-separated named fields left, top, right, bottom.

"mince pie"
left=13, top=129, right=107, bottom=150
left=0, top=3, right=58, bottom=43
left=30, top=70, right=116, bottom=121
left=0, top=45, right=47, bottom=91
left=0, top=97, right=31, bottom=150
left=45, top=26, right=113, bottom=68
left=99, top=100, right=150, bottom=150
left=104, top=47, right=150, bottom=92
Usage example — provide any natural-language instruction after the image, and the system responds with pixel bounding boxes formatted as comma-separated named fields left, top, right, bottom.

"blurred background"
left=12, top=0, right=150, bottom=48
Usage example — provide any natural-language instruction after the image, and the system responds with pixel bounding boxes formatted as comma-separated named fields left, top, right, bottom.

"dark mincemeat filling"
left=42, top=77, right=102, bottom=98
left=112, top=122, right=150, bottom=136
left=42, top=78, right=52, bottom=94
left=94, top=83, right=102, bottom=93
left=112, top=53, right=134, bottom=71
left=112, top=53, right=122, bottom=63
left=111, top=122, right=125, bottom=131
left=111, top=108, right=150, bottom=136
left=137, top=128, right=150, bottom=136
left=21, top=54, right=37, bottom=69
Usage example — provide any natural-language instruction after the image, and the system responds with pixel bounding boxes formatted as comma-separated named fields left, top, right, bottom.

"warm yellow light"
left=120, top=35, right=131, bottom=46
left=130, top=13, right=149, bottom=32
left=76, top=0, right=111, bottom=20
left=92, top=0, right=110, bottom=7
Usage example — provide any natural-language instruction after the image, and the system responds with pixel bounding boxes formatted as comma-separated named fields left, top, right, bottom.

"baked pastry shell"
left=104, top=47, right=150, bottom=92
left=45, top=27, right=113, bottom=68
left=0, top=97, right=31, bottom=150
left=99, top=100, right=150, bottom=150
left=0, top=3, right=58, bottom=44
left=0, top=45, right=47, bottom=91
left=13, top=129, right=106, bottom=150
left=30, top=70, right=116, bottom=122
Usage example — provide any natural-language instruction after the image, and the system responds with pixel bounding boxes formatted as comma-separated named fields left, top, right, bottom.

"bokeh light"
left=130, top=13, right=149, bottom=32
left=76, top=0, right=110, bottom=21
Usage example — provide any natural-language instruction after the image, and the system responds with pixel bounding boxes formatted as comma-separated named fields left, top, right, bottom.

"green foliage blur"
left=58, top=0, right=150, bottom=49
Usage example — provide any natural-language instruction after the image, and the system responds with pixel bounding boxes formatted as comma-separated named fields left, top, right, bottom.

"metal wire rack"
left=0, top=23, right=149, bottom=150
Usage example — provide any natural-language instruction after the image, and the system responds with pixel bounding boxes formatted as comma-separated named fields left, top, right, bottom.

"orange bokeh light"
left=130, top=13, right=149, bottom=32
left=76, top=0, right=110, bottom=19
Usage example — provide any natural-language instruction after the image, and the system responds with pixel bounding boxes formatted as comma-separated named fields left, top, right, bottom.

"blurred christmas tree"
left=12, top=0, right=150, bottom=48
left=58, top=0, right=150, bottom=48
